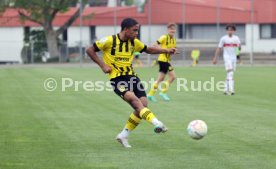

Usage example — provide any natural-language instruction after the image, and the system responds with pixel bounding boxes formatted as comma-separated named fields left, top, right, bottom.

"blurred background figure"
left=191, top=49, right=200, bottom=67
left=147, top=23, right=177, bottom=102
left=133, top=52, right=144, bottom=67
left=151, top=59, right=158, bottom=67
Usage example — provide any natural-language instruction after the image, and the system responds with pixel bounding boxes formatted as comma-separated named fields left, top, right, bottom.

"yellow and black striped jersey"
left=157, top=34, right=176, bottom=62
left=94, top=34, right=147, bottom=79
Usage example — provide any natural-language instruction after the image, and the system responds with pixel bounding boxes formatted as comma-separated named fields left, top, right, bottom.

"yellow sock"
left=148, top=82, right=158, bottom=96
left=161, top=81, right=170, bottom=93
left=192, top=60, right=196, bottom=67
left=139, top=108, right=156, bottom=123
left=124, top=113, right=141, bottom=131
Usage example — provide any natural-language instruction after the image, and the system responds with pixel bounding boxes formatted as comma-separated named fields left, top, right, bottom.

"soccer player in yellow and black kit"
left=86, top=18, right=177, bottom=148
left=147, top=23, right=177, bottom=101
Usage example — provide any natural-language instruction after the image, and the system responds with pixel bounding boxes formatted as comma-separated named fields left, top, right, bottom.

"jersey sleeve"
left=134, top=38, right=147, bottom=53
left=156, top=35, right=166, bottom=44
left=93, top=36, right=112, bottom=52
left=218, top=37, right=224, bottom=48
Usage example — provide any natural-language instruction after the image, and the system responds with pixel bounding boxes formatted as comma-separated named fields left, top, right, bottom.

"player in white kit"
left=213, top=24, right=241, bottom=95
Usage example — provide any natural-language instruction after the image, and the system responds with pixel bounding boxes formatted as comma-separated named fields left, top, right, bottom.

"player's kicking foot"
left=223, top=92, right=228, bottom=95
left=159, top=92, right=170, bottom=101
left=116, top=134, right=131, bottom=148
left=147, top=95, right=157, bottom=102
left=154, top=122, right=168, bottom=133
left=231, top=92, right=235, bottom=96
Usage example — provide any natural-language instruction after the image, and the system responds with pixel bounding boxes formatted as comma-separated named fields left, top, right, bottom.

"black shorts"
left=110, top=75, right=146, bottom=98
left=158, top=61, right=174, bottom=74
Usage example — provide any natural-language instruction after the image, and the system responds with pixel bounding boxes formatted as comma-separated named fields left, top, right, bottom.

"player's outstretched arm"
left=213, top=48, right=221, bottom=65
left=145, top=46, right=177, bottom=55
left=86, top=46, right=112, bottom=74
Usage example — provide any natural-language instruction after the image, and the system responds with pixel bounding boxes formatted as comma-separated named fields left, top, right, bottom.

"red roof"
left=0, top=0, right=276, bottom=27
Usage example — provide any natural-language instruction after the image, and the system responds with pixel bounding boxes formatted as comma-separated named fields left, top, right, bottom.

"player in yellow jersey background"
left=147, top=23, right=177, bottom=101
left=86, top=18, right=177, bottom=148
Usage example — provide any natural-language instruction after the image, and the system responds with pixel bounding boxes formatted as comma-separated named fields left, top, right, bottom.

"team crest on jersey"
left=118, top=85, right=126, bottom=92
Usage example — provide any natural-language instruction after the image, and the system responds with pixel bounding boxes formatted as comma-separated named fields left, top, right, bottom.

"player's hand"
left=212, top=57, right=217, bottom=65
left=167, top=48, right=178, bottom=55
left=101, top=64, right=112, bottom=74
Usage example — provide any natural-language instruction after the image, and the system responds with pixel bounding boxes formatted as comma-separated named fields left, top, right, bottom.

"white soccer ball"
left=187, top=120, right=208, bottom=140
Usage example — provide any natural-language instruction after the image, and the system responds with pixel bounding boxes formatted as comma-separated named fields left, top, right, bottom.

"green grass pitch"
left=0, top=66, right=276, bottom=169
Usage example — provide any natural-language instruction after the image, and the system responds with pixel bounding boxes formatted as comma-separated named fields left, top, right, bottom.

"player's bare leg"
left=159, top=70, right=176, bottom=101
left=168, top=70, right=176, bottom=84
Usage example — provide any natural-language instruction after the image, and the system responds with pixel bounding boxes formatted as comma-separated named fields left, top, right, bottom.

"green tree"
left=0, top=0, right=14, bottom=12
left=3, top=0, right=85, bottom=58
left=88, top=0, right=108, bottom=6
left=124, top=0, right=134, bottom=6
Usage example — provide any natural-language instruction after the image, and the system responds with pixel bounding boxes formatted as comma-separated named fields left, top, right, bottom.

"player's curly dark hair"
left=226, top=24, right=236, bottom=31
left=121, top=18, right=139, bottom=31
